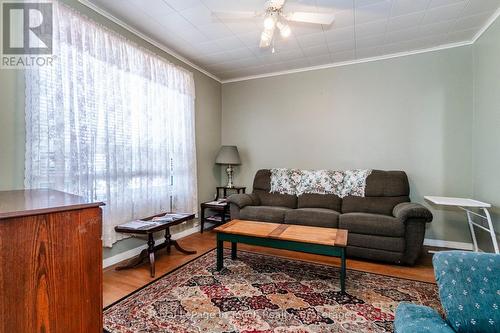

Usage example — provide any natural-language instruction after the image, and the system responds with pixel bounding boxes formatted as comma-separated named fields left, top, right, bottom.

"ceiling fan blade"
left=284, top=12, right=335, bottom=25
left=212, top=11, right=262, bottom=20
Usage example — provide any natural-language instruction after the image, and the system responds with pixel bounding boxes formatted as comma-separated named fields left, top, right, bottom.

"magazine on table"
left=151, top=213, right=189, bottom=223
left=119, top=213, right=189, bottom=229
left=205, top=199, right=227, bottom=206
left=118, top=220, right=162, bottom=230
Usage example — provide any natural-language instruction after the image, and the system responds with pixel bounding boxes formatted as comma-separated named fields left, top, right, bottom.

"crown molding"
left=471, top=6, right=500, bottom=43
left=77, top=0, right=222, bottom=83
left=221, top=40, right=473, bottom=83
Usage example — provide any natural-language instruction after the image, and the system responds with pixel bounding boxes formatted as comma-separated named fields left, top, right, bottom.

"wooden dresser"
left=0, top=189, right=104, bottom=333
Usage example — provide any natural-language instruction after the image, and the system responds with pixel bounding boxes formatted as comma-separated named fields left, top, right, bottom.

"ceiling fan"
left=212, top=0, right=335, bottom=50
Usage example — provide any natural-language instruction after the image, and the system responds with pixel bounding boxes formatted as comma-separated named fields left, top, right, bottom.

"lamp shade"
left=215, top=145, right=241, bottom=165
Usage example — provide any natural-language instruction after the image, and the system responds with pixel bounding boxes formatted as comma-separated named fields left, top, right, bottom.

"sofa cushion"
left=253, top=169, right=272, bottom=191
left=342, top=196, right=409, bottom=215
left=339, top=213, right=405, bottom=237
left=254, top=189, right=297, bottom=208
left=284, top=208, right=339, bottom=228
left=297, top=193, right=341, bottom=211
left=239, top=206, right=290, bottom=223
left=347, top=233, right=405, bottom=252
left=365, top=170, right=409, bottom=197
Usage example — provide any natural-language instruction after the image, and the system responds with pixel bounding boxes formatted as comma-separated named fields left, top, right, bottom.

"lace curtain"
left=24, top=1, right=198, bottom=247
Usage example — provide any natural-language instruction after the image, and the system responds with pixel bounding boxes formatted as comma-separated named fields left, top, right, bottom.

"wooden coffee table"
left=214, top=219, right=348, bottom=294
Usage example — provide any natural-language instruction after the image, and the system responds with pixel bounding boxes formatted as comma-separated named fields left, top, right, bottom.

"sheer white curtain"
left=25, top=1, right=198, bottom=247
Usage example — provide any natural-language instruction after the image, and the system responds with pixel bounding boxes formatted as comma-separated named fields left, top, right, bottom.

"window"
left=24, top=1, right=197, bottom=247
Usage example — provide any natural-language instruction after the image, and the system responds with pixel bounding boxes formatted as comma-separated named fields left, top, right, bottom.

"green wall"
left=2, top=0, right=499, bottom=255
left=473, top=17, right=500, bottom=251
left=0, top=0, right=222, bottom=259
left=222, top=46, right=474, bottom=244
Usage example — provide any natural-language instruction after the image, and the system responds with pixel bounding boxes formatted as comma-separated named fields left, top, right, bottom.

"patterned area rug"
left=104, top=249, right=440, bottom=333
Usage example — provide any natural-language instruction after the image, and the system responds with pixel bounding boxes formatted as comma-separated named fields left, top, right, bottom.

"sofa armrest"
left=393, top=202, right=433, bottom=223
left=227, top=193, right=260, bottom=208
left=395, top=303, right=454, bottom=333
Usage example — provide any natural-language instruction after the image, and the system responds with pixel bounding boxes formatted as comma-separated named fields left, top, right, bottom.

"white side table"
left=424, top=196, right=499, bottom=254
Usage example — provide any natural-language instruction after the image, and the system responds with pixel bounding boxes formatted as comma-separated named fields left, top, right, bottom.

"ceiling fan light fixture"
left=213, top=0, right=337, bottom=51
left=277, top=21, right=291, bottom=38
left=260, top=30, right=272, bottom=47
left=263, top=14, right=276, bottom=30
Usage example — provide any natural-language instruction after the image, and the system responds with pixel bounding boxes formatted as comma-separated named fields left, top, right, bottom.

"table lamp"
left=216, top=145, right=241, bottom=188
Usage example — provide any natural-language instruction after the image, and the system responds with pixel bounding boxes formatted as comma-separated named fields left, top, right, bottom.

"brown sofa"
left=227, top=169, right=433, bottom=265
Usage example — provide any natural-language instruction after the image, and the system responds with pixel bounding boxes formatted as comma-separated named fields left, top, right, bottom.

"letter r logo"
left=2, top=1, right=53, bottom=55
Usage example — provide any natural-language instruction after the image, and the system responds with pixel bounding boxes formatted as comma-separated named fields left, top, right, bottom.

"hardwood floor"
left=103, top=230, right=437, bottom=308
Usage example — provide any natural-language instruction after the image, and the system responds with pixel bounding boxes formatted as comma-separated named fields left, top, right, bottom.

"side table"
left=200, top=200, right=230, bottom=233
left=424, top=196, right=499, bottom=253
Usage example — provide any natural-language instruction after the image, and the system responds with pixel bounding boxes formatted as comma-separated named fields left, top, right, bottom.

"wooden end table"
left=200, top=201, right=230, bottom=233
left=200, top=187, right=246, bottom=233
left=214, top=220, right=348, bottom=294
left=115, top=213, right=197, bottom=277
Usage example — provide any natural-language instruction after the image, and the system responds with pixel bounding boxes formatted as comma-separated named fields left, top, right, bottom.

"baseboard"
left=423, top=238, right=473, bottom=251
left=103, top=234, right=473, bottom=268
left=102, top=225, right=199, bottom=269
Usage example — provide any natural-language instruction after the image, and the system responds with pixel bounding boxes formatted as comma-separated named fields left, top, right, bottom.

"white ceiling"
left=85, top=0, right=500, bottom=81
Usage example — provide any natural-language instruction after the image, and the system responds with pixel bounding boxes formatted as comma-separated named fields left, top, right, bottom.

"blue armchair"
left=395, top=251, right=500, bottom=333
